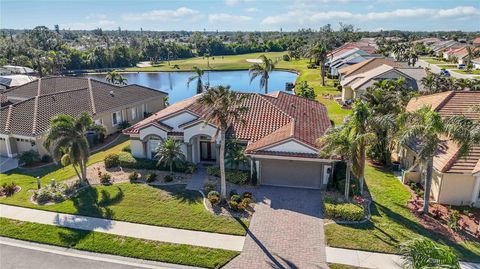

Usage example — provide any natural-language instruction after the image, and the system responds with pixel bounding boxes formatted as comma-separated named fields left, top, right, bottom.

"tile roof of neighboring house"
left=328, top=41, right=377, bottom=58
left=0, top=76, right=167, bottom=136
left=406, top=91, right=480, bottom=174
left=125, top=91, right=331, bottom=158
left=339, top=58, right=401, bottom=77
left=0, top=75, right=37, bottom=88
left=473, top=37, right=480, bottom=44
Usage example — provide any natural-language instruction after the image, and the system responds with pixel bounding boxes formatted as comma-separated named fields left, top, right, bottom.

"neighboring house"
left=327, top=48, right=370, bottom=66
left=443, top=46, right=474, bottom=64
left=124, top=91, right=335, bottom=189
left=0, top=65, right=37, bottom=75
left=329, top=54, right=384, bottom=77
left=473, top=58, right=480, bottom=70
left=338, top=57, right=402, bottom=81
left=0, top=75, right=38, bottom=90
left=341, top=64, right=426, bottom=102
left=0, top=76, right=167, bottom=158
left=397, top=91, right=480, bottom=207
left=430, top=40, right=459, bottom=57
left=473, top=37, right=480, bottom=47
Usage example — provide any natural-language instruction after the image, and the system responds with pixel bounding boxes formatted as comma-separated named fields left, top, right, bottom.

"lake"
left=85, top=70, right=298, bottom=103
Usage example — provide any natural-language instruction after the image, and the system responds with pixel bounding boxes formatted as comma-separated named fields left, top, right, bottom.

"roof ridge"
left=88, top=78, right=96, bottom=115
left=35, top=87, right=89, bottom=98
left=254, top=92, right=293, bottom=121
left=4, top=105, right=13, bottom=133
left=32, top=96, right=39, bottom=135
left=124, top=83, right=169, bottom=95
left=37, top=78, right=42, bottom=96
left=434, top=91, right=456, bottom=112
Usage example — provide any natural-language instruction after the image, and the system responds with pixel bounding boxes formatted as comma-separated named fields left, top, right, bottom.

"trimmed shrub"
left=228, top=200, right=239, bottom=211
left=118, top=152, right=138, bottom=167
left=242, top=191, right=253, bottom=199
left=122, top=144, right=131, bottom=153
left=18, top=150, right=41, bottom=166
left=52, top=192, right=65, bottom=203
left=99, top=172, right=112, bottom=185
left=164, top=175, right=173, bottom=182
left=128, top=172, right=139, bottom=182
left=35, top=190, right=52, bottom=204
left=239, top=197, right=252, bottom=210
left=325, top=202, right=364, bottom=221
left=104, top=153, right=120, bottom=168
left=206, top=167, right=249, bottom=185
left=282, top=54, right=290, bottom=61
left=203, top=181, right=216, bottom=193
left=145, top=173, right=157, bottom=183
left=307, top=63, right=317, bottom=69
left=1, top=182, right=17, bottom=196
left=207, top=191, right=220, bottom=204
left=229, top=190, right=238, bottom=197
left=230, top=194, right=241, bottom=203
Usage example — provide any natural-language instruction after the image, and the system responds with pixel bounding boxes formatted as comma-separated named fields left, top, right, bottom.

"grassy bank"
left=0, top=217, right=238, bottom=268
left=324, top=165, right=480, bottom=262
left=0, top=137, right=247, bottom=236
left=125, top=52, right=350, bottom=125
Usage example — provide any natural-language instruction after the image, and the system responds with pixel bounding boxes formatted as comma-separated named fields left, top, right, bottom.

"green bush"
left=307, top=63, right=317, bottom=69
left=119, top=152, right=138, bottom=167
left=228, top=200, right=239, bottom=211
left=282, top=54, right=290, bottom=61
left=1, top=182, right=17, bottom=196
left=35, top=190, right=52, bottom=204
left=230, top=194, right=241, bottom=203
left=203, top=181, right=216, bottom=193
left=229, top=190, right=238, bottom=197
left=122, top=144, right=131, bottom=153
left=145, top=173, right=157, bottom=183
left=19, top=150, right=40, bottom=166
left=99, top=172, right=111, bottom=185
left=206, top=167, right=249, bottom=185
left=41, top=155, right=52, bottom=163
left=164, top=175, right=173, bottom=182
left=325, top=202, right=364, bottom=221
left=52, top=192, right=65, bottom=203
left=104, top=153, right=120, bottom=168
left=239, top=197, right=252, bottom=210
left=207, top=191, right=220, bottom=204
left=128, top=172, right=139, bottom=182
left=242, top=191, right=253, bottom=199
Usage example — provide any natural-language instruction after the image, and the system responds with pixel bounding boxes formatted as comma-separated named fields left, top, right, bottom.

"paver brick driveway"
left=225, top=186, right=328, bottom=269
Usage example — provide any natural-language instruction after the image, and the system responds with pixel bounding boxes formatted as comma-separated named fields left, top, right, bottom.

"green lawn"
left=0, top=137, right=247, bottom=236
left=329, top=264, right=365, bottom=269
left=324, top=165, right=480, bottom=262
left=126, top=52, right=350, bottom=125
left=451, top=69, right=480, bottom=75
left=420, top=57, right=450, bottom=65
left=0, top=217, right=238, bottom=268
left=437, top=64, right=457, bottom=69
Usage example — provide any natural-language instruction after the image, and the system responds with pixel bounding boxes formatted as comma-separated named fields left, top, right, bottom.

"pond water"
left=85, top=70, right=298, bottom=103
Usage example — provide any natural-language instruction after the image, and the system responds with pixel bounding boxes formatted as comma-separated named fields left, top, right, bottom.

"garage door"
left=261, top=159, right=322, bottom=189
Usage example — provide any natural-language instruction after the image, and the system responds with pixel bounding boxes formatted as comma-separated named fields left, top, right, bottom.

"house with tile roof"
left=397, top=91, right=480, bottom=207
left=0, top=76, right=167, bottom=158
left=473, top=37, right=480, bottom=47
left=124, top=91, right=335, bottom=189
left=338, top=57, right=402, bottom=80
left=340, top=64, right=427, bottom=102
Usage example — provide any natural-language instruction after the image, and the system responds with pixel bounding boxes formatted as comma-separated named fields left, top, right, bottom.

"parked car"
left=440, top=69, right=451, bottom=77
left=458, top=64, right=465, bottom=69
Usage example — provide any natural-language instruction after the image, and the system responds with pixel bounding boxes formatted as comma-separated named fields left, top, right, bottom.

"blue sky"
left=2, top=0, right=479, bottom=31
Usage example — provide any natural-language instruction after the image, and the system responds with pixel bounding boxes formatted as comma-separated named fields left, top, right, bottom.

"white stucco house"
left=124, top=91, right=336, bottom=189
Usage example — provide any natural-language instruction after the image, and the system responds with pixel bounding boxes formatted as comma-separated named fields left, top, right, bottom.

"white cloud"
left=122, top=7, right=201, bottom=21
left=262, top=6, right=480, bottom=25
left=209, top=13, right=252, bottom=23
left=64, top=20, right=117, bottom=30
left=244, top=7, right=259, bottom=12
left=85, top=13, right=107, bottom=20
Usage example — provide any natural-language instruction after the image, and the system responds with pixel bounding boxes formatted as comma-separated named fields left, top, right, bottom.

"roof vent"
left=109, top=90, right=114, bottom=96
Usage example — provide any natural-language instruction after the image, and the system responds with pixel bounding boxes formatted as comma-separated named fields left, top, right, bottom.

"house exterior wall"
left=437, top=173, right=478, bottom=206
left=162, top=112, right=197, bottom=131
left=342, top=87, right=354, bottom=102
left=430, top=169, right=443, bottom=203
left=264, top=140, right=317, bottom=154
left=130, top=138, right=145, bottom=158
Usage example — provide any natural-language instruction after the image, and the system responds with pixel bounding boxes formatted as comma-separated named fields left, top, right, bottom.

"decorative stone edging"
left=324, top=198, right=372, bottom=225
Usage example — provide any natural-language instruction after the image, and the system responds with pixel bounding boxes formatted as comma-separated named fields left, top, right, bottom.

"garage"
left=260, top=159, right=327, bottom=189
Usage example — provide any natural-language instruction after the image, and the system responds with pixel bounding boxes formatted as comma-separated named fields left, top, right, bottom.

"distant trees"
left=105, top=71, right=127, bottom=85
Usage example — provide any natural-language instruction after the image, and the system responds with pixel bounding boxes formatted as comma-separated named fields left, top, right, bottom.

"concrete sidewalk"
left=326, top=247, right=480, bottom=269
left=0, top=204, right=244, bottom=251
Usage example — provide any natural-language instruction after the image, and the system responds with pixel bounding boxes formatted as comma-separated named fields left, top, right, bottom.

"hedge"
left=103, top=152, right=196, bottom=173
left=325, top=202, right=364, bottom=221
left=206, top=167, right=249, bottom=185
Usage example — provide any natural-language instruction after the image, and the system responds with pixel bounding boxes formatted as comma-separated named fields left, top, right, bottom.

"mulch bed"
left=406, top=186, right=480, bottom=241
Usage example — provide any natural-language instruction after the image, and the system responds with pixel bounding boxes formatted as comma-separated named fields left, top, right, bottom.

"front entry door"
left=200, top=141, right=215, bottom=161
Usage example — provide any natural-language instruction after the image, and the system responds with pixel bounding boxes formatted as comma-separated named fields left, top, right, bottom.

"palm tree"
left=397, top=107, right=474, bottom=214
left=225, top=139, right=248, bottom=171
left=44, top=113, right=97, bottom=185
left=311, top=43, right=328, bottom=86
left=198, top=86, right=249, bottom=200
left=249, top=55, right=275, bottom=94
left=319, top=125, right=355, bottom=199
left=154, top=138, right=186, bottom=176
left=187, top=66, right=205, bottom=94
left=421, top=75, right=435, bottom=93
left=400, top=238, right=460, bottom=269
left=105, top=71, right=127, bottom=85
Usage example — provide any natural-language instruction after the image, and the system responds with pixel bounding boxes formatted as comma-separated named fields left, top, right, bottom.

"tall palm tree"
left=198, top=86, right=249, bottom=200
left=44, top=113, right=97, bottom=185
left=421, top=75, right=435, bottom=93
left=187, top=66, right=205, bottom=94
left=319, top=125, right=355, bottom=199
left=154, top=138, right=186, bottom=176
left=249, top=55, right=275, bottom=94
left=397, top=107, right=474, bottom=214
left=311, top=43, right=328, bottom=86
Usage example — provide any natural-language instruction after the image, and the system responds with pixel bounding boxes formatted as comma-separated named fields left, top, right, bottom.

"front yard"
left=0, top=138, right=247, bottom=236
left=324, top=165, right=480, bottom=262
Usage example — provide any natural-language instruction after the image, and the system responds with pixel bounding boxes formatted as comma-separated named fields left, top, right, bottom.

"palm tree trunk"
left=265, top=78, right=268, bottom=94
left=170, top=162, right=173, bottom=176
left=345, top=161, right=351, bottom=200
left=359, top=142, right=366, bottom=195
left=220, top=130, right=227, bottom=200
left=422, top=157, right=434, bottom=214
left=321, top=61, right=326, bottom=86
left=72, top=163, right=82, bottom=183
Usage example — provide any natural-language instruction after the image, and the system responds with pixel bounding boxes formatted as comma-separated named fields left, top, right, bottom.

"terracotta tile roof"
left=339, top=58, right=401, bottom=77
left=126, top=91, right=332, bottom=158
left=473, top=37, right=480, bottom=44
left=406, top=91, right=480, bottom=174
left=0, top=76, right=167, bottom=136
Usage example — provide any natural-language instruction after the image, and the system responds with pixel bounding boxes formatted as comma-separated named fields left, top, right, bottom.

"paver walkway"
left=225, top=186, right=328, bottom=269
left=0, top=204, right=244, bottom=251
left=326, top=247, right=480, bottom=269
left=185, top=166, right=207, bottom=191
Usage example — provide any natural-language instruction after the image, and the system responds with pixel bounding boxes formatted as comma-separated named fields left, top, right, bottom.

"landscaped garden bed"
left=0, top=182, right=21, bottom=197
left=324, top=192, right=369, bottom=223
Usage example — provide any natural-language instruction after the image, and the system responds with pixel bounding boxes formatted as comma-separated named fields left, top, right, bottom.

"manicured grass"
left=126, top=52, right=350, bottom=125
left=437, top=64, right=457, bottom=69
left=420, top=57, right=450, bottom=65
left=328, top=264, right=365, bottom=269
left=0, top=137, right=247, bottom=236
left=0, top=217, right=238, bottom=268
left=324, top=165, right=480, bottom=262
left=451, top=69, right=480, bottom=75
